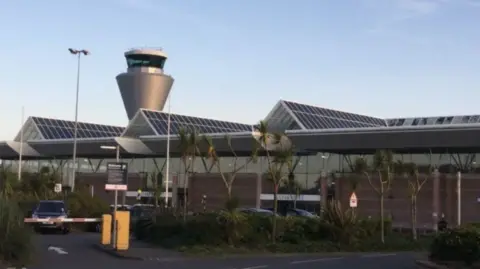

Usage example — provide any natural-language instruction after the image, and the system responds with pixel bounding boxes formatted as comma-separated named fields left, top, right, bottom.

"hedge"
left=430, top=227, right=480, bottom=266
left=133, top=207, right=430, bottom=253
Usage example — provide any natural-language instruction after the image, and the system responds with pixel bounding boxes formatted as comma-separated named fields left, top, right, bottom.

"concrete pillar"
left=445, top=174, right=453, bottom=224
left=320, top=171, right=328, bottom=208
left=432, top=168, right=440, bottom=231
left=256, top=173, right=262, bottom=208
left=456, top=171, right=462, bottom=226
left=334, top=173, right=343, bottom=203
left=172, top=174, right=178, bottom=208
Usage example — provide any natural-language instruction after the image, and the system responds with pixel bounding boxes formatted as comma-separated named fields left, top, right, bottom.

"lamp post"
left=18, top=106, right=25, bottom=181
left=164, top=95, right=172, bottom=208
left=69, top=48, right=89, bottom=191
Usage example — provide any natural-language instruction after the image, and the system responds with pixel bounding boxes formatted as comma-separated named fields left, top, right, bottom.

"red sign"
left=349, top=192, right=358, bottom=208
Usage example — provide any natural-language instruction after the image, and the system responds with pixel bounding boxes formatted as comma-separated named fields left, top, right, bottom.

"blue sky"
left=1, top=0, right=479, bottom=140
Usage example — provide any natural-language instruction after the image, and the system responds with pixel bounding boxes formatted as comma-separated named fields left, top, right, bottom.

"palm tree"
left=283, top=156, right=302, bottom=208
left=147, top=171, right=164, bottom=207
left=178, top=128, right=201, bottom=220
left=254, top=121, right=292, bottom=244
left=204, top=134, right=259, bottom=207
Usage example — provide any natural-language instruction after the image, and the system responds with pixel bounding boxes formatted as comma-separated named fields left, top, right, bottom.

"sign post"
left=349, top=192, right=358, bottom=208
left=54, top=183, right=62, bottom=193
left=105, top=162, right=128, bottom=249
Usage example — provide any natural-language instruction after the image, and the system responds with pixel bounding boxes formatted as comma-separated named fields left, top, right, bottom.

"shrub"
left=133, top=202, right=425, bottom=254
left=65, top=190, right=109, bottom=231
left=0, top=196, right=33, bottom=266
left=357, top=218, right=392, bottom=238
left=66, top=190, right=109, bottom=218
left=430, top=227, right=480, bottom=266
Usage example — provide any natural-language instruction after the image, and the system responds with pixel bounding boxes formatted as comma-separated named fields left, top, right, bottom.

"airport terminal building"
left=1, top=48, right=480, bottom=227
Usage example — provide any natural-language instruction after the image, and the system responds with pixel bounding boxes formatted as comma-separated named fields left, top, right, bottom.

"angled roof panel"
left=141, top=109, right=253, bottom=135
left=263, top=100, right=305, bottom=131
left=32, top=117, right=124, bottom=140
left=121, top=110, right=157, bottom=137
left=282, top=100, right=386, bottom=130
left=14, top=117, right=45, bottom=142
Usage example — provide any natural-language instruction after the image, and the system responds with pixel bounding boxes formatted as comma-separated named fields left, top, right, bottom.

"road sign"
left=54, top=183, right=62, bottom=193
left=105, top=162, right=128, bottom=191
left=349, top=192, right=358, bottom=208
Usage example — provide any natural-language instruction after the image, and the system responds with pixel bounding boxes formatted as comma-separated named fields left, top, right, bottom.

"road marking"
left=240, top=266, right=268, bottom=269
left=290, top=257, right=344, bottom=264
left=48, top=246, right=68, bottom=255
left=362, top=253, right=397, bottom=258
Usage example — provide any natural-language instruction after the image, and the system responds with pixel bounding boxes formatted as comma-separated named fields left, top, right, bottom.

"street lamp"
left=164, top=95, right=172, bottom=208
left=69, top=48, right=89, bottom=191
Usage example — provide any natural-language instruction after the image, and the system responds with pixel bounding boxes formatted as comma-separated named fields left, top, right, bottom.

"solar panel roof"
left=282, top=100, right=386, bottom=129
left=142, top=109, right=252, bottom=135
left=32, top=117, right=124, bottom=140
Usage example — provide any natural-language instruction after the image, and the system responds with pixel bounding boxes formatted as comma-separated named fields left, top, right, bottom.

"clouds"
left=394, top=0, right=448, bottom=15
left=364, top=0, right=456, bottom=34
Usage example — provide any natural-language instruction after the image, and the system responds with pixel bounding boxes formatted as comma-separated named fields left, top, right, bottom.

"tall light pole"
left=18, top=106, right=25, bottom=181
left=164, top=95, right=172, bottom=207
left=69, top=48, right=89, bottom=191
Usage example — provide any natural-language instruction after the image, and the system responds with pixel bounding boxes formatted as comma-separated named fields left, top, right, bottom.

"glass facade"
left=2, top=152, right=477, bottom=192
left=126, top=54, right=167, bottom=69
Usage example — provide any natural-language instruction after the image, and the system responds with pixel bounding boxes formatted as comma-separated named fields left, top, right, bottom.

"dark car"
left=32, top=200, right=70, bottom=234
left=265, top=207, right=318, bottom=218
left=285, top=208, right=318, bottom=218
left=129, top=204, right=155, bottom=231
left=237, top=208, right=280, bottom=216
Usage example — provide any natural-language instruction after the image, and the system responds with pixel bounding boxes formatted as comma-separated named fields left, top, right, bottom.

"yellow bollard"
left=115, top=211, right=130, bottom=250
left=101, top=214, right=112, bottom=245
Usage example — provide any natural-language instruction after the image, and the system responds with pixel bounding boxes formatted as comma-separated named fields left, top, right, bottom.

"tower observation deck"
left=116, top=48, right=175, bottom=120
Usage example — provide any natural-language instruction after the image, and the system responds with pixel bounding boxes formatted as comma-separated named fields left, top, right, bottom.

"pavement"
left=23, top=232, right=423, bottom=269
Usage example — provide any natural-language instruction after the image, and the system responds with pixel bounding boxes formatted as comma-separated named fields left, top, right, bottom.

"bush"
left=66, top=191, right=109, bottom=218
left=0, top=196, right=33, bottom=266
left=65, top=190, right=110, bottom=231
left=132, top=204, right=421, bottom=254
left=430, top=227, right=480, bottom=266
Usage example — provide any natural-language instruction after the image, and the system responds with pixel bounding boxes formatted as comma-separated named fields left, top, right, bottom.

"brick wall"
left=188, top=173, right=260, bottom=212
left=335, top=173, right=480, bottom=228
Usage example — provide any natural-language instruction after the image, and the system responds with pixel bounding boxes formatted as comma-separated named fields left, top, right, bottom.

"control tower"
left=116, top=48, right=174, bottom=120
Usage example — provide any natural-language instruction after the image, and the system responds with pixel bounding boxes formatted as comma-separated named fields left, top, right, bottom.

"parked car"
left=32, top=200, right=70, bottom=234
left=264, top=207, right=317, bottom=218
left=129, top=204, right=155, bottom=231
left=237, top=208, right=280, bottom=216
left=285, top=208, right=318, bottom=218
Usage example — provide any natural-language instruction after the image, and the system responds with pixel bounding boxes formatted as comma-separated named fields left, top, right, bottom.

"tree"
left=354, top=149, right=394, bottom=244
left=395, top=161, right=428, bottom=240
left=204, top=135, right=259, bottom=208
left=283, top=156, right=302, bottom=209
left=254, top=121, right=292, bottom=244
left=178, top=128, right=201, bottom=221
left=147, top=171, right=164, bottom=207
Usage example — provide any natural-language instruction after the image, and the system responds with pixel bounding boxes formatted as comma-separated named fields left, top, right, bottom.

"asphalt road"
left=26, top=232, right=421, bottom=269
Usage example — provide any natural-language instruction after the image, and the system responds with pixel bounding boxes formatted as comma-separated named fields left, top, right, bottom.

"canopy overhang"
left=2, top=125, right=480, bottom=160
